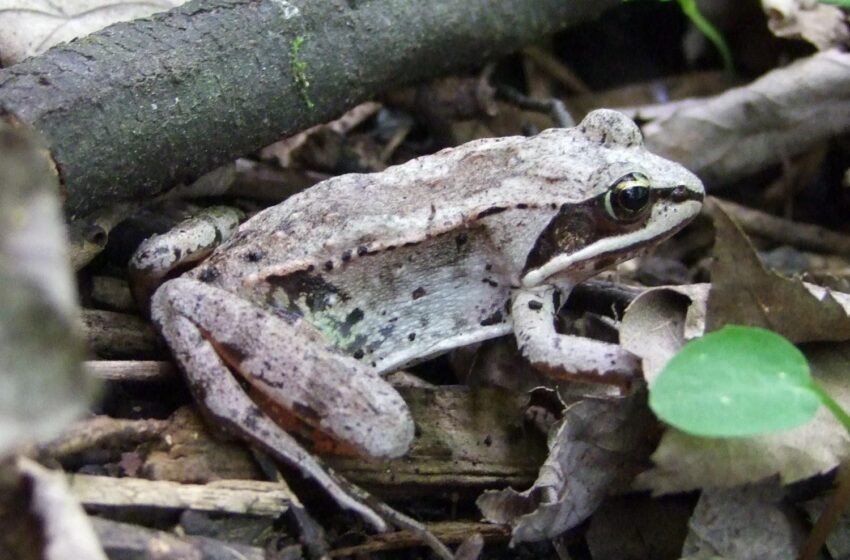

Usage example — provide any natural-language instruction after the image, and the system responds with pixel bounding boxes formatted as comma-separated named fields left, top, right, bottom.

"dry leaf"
left=477, top=392, right=649, bottom=543
left=682, top=478, right=806, bottom=560
left=640, top=50, right=850, bottom=186
left=707, top=199, right=850, bottom=342
left=763, top=0, right=850, bottom=51
left=0, top=457, right=107, bottom=560
left=0, top=122, right=94, bottom=456
left=0, top=0, right=184, bottom=66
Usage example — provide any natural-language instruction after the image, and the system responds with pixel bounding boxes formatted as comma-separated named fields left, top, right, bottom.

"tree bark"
left=0, top=0, right=618, bottom=218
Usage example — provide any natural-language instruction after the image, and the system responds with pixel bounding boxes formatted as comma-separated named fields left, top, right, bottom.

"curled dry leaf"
left=477, top=392, right=650, bottom=544
left=762, top=0, right=850, bottom=51
left=640, top=50, right=850, bottom=186
left=0, top=0, right=184, bottom=66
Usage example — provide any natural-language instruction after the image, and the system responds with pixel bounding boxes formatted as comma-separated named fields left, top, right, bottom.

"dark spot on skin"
left=306, top=264, right=315, bottom=272
left=484, top=435, right=493, bottom=446
left=379, top=324, right=395, bottom=338
left=267, top=271, right=347, bottom=312
left=403, top=241, right=419, bottom=247
left=455, top=232, right=468, bottom=250
left=528, top=300, right=543, bottom=311
left=517, top=203, right=528, bottom=209
left=353, top=349, right=365, bottom=359
left=600, top=133, right=607, bottom=144
left=549, top=203, right=557, bottom=210
left=482, top=278, right=498, bottom=287
left=480, top=311, right=503, bottom=326
left=485, top=264, right=492, bottom=271
left=357, top=245, right=369, bottom=256
left=412, top=287, right=426, bottom=299
left=198, top=267, right=219, bottom=283
left=476, top=206, right=507, bottom=219
left=216, top=341, right=248, bottom=365
left=242, top=406, right=261, bottom=431
left=245, top=251, right=264, bottom=262
left=324, top=260, right=333, bottom=271
left=293, top=402, right=321, bottom=426
left=408, top=332, right=416, bottom=341
left=341, top=249, right=352, bottom=262
left=173, top=247, right=182, bottom=260
left=389, top=317, right=399, bottom=323
left=152, top=246, right=169, bottom=256
left=346, top=308, right=364, bottom=324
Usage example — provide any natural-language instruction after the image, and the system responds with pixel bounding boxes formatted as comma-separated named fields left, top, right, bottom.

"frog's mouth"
left=521, top=192, right=702, bottom=288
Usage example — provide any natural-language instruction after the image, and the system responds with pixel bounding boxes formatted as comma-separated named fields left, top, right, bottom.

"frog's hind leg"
left=150, top=277, right=414, bottom=531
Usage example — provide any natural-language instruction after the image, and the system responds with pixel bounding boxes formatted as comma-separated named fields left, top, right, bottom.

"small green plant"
left=290, top=36, right=315, bottom=109
left=626, top=0, right=735, bottom=73
left=649, top=325, right=850, bottom=437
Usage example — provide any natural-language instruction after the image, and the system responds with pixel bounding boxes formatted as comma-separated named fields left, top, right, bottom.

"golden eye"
left=604, top=172, right=652, bottom=221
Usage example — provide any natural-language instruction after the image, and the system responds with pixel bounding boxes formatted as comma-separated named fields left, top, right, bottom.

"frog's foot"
left=129, top=206, right=243, bottom=310
left=150, top=277, right=415, bottom=530
left=512, top=287, right=640, bottom=391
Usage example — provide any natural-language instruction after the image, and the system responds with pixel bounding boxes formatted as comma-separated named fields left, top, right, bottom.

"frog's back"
left=203, top=125, right=620, bottom=279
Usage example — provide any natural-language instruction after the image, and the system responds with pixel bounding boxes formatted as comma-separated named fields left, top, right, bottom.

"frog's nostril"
left=671, top=185, right=690, bottom=203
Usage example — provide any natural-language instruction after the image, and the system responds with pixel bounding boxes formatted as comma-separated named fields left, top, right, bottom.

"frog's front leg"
left=511, top=286, right=640, bottom=390
left=151, top=277, right=415, bottom=530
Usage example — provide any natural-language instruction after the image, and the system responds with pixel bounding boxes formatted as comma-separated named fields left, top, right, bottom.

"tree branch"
left=0, top=0, right=618, bottom=218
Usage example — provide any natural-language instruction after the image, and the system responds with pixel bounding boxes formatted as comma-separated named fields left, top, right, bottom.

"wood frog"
left=130, top=109, right=704, bottom=529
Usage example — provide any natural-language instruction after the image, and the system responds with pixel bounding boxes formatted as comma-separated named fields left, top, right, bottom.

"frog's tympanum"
left=131, top=110, right=704, bottom=528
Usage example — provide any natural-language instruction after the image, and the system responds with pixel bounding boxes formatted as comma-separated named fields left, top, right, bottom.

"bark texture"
left=0, top=0, right=618, bottom=218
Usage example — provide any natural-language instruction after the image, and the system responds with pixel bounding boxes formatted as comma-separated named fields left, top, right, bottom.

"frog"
left=130, top=109, right=704, bottom=532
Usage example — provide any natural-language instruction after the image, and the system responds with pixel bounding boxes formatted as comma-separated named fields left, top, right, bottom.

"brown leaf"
left=477, top=391, right=650, bottom=543
left=0, top=1, right=183, bottom=65
left=707, top=198, right=850, bottom=342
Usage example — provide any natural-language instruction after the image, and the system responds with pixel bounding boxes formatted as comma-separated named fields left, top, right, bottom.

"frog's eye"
left=603, top=172, right=652, bottom=221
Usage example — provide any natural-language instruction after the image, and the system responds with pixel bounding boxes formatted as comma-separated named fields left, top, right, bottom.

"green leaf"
left=649, top=325, right=821, bottom=437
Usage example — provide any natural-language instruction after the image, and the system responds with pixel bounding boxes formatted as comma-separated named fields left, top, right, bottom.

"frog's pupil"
left=618, top=186, right=649, bottom=212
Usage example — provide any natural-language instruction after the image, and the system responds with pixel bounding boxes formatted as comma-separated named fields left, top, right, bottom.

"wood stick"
left=83, top=360, right=176, bottom=383
left=0, top=0, right=619, bottom=218
left=69, top=476, right=294, bottom=517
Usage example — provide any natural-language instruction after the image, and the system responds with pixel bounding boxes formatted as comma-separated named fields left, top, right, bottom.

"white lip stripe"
left=521, top=199, right=701, bottom=288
